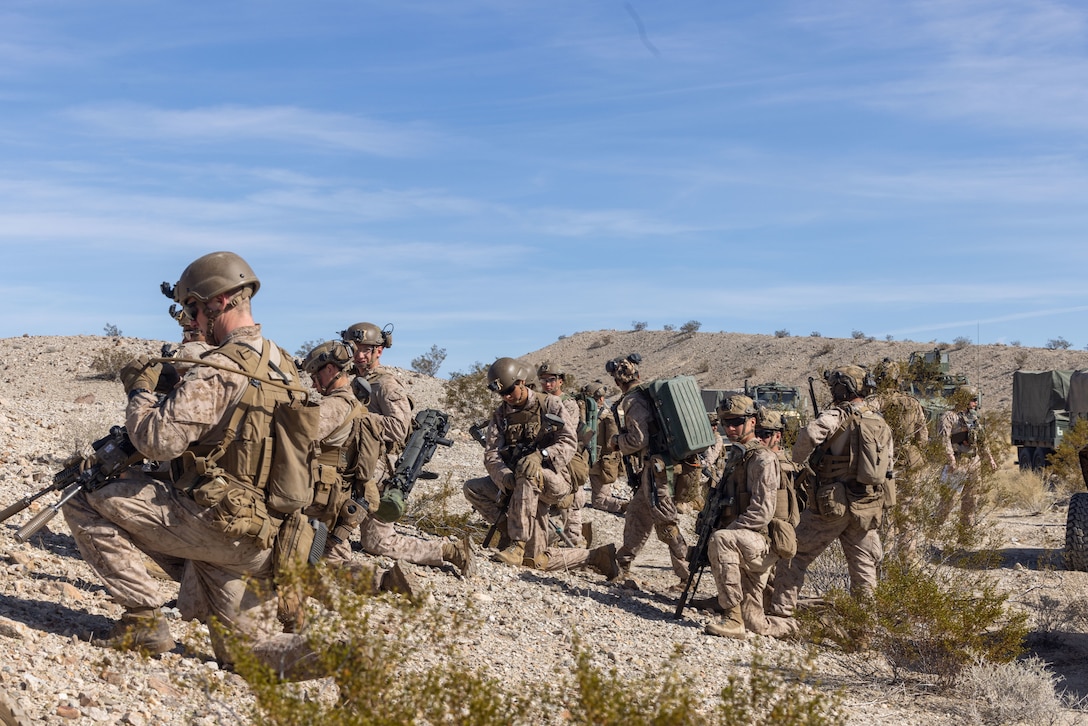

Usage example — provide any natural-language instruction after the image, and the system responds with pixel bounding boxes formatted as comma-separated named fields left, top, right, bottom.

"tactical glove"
left=516, top=451, right=544, bottom=483
left=499, top=470, right=515, bottom=493
left=119, top=355, right=163, bottom=396
left=362, top=479, right=382, bottom=514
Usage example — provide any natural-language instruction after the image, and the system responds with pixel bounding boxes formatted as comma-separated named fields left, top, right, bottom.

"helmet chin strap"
left=318, top=370, right=346, bottom=396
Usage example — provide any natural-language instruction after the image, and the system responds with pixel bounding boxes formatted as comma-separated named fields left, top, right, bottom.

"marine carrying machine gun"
left=0, top=426, right=141, bottom=543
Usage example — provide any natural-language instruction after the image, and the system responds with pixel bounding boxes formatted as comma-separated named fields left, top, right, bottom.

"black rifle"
left=374, top=408, right=454, bottom=523
left=482, top=413, right=565, bottom=549
left=808, top=376, right=820, bottom=418
left=1, top=426, right=140, bottom=543
left=674, top=449, right=742, bottom=619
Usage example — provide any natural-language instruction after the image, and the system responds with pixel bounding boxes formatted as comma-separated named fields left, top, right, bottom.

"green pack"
left=640, top=375, right=716, bottom=462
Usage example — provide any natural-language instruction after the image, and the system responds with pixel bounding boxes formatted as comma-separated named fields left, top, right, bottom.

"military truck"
left=1010, top=370, right=1075, bottom=471
left=899, top=349, right=969, bottom=425
left=743, top=380, right=810, bottom=431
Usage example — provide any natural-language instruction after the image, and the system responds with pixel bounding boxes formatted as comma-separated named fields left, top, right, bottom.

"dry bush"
left=89, top=345, right=130, bottom=380
left=812, top=342, right=834, bottom=358
left=404, top=473, right=475, bottom=539
left=1047, top=417, right=1088, bottom=493
left=588, top=334, right=613, bottom=350
left=442, top=362, right=494, bottom=426
left=989, top=467, right=1053, bottom=512
left=959, top=656, right=1066, bottom=726
left=805, top=560, right=1028, bottom=689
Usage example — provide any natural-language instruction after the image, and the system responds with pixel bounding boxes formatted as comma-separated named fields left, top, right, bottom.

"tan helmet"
left=302, top=341, right=354, bottom=376
left=756, top=408, right=784, bottom=432
left=487, top=357, right=529, bottom=394
left=951, top=384, right=980, bottom=410
left=537, top=361, right=566, bottom=380
left=584, top=381, right=609, bottom=399
left=718, top=394, right=757, bottom=420
left=173, top=251, right=260, bottom=303
left=825, top=364, right=875, bottom=402
left=340, top=322, right=393, bottom=349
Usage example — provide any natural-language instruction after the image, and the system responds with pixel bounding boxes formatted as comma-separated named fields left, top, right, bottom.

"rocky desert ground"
left=2, top=331, right=1088, bottom=725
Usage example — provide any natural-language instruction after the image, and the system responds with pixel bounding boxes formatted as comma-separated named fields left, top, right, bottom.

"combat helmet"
left=172, top=251, right=260, bottom=303
left=340, top=322, right=393, bottom=349
left=537, top=361, right=566, bottom=380
left=825, top=365, right=876, bottom=402
left=487, top=357, right=530, bottom=394
left=301, top=341, right=354, bottom=376
left=951, top=384, right=980, bottom=410
left=718, top=394, right=758, bottom=420
left=756, top=407, right=784, bottom=433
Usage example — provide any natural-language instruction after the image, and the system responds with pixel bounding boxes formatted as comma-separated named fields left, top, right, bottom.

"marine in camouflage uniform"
left=705, top=396, right=796, bottom=639
left=538, top=361, right=591, bottom=547
left=770, top=365, right=893, bottom=620
left=936, top=385, right=996, bottom=529
left=607, top=356, right=690, bottom=587
left=585, top=382, right=628, bottom=514
left=63, top=252, right=293, bottom=665
left=303, top=342, right=472, bottom=577
left=463, top=358, right=581, bottom=568
left=339, top=323, right=424, bottom=562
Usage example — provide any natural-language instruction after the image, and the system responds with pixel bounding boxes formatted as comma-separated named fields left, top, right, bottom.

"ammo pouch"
left=192, top=475, right=280, bottom=549
left=768, top=518, right=797, bottom=560
left=815, top=481, right=848, bottom=519
left=567, top=448, right=590, bottom=488
left=848, top=491, right=884, bottom=532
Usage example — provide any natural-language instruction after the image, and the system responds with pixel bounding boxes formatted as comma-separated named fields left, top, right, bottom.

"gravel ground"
left=1, top=334, right=1085, bottom=725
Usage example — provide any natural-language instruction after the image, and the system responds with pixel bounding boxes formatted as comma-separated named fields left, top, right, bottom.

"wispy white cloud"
left=64, top=103, right=440, bottom=156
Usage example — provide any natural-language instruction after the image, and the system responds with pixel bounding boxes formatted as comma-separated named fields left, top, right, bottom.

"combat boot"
left=93, top=607, right=175, bottom=655
left=442, top=535, right=475, bottom=578
left=581, top=521, right=594, bottom=548
left=587, top=543, right=619, bottom=579
left=705, top=605, right=746, bottom=639
left=491, top=540, right=526, bottom=566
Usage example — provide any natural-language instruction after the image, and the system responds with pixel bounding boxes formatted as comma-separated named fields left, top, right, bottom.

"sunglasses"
left=721, top=417, right=746, bottom=427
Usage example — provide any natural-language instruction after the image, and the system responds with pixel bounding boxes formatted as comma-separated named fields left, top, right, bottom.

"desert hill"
left=517, top=329, right=1088, bottom=413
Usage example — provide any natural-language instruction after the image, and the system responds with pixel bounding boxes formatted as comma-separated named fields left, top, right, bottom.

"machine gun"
left=374, top=408, right=454, bottom=523
left=1, top=426, right=140, bottom=543
left=482, top=413, right=565, bottom=549
left=674, top=450, right=741, bottom=619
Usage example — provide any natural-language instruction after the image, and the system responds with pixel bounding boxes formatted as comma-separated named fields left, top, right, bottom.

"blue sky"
left=2, top=1, right=1088, bottom=375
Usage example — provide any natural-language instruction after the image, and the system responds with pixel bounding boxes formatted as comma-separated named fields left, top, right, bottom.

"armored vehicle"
left=743, top=380, right=810, bottom=431
left=900, top=349, right=969, bottom=425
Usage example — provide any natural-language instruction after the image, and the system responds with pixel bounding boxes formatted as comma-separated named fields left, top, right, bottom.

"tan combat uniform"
left=463, top=389, right=577, bottom=565
left=770, top=401, right=891, bottom=617
left=63, top=325, right=292, bottom=665
left=557, top=393, right=590, bottom=546
left=589, top=404, right=626, bottom=513
left=936, top=408, right=992, bottom=528
left=708, top=440, right=794, bottom=637
left=613, top=388, right=689, bottom=583
left=355, top=365, right=421, bottom=559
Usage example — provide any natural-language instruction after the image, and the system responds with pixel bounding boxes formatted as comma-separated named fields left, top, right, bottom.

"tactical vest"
left=304, top=388, right=383, bottom=528
left=366, top=368, right=414, bottom=454
left=720, top=440, right=797, bottom=530
left=499, top=393, right=544, bottom=468
left=815, top=404, right=893, bottom=497
left=180, top=339, right=301, bottom=548
left=949, top=411, right=979, bottom=456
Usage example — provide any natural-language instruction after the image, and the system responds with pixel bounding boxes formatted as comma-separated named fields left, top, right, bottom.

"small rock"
left=56, top=704, right=81, bottom=719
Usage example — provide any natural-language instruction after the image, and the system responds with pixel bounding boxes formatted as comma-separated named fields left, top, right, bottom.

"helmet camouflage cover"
left=718, top=394, right=757, bottom=419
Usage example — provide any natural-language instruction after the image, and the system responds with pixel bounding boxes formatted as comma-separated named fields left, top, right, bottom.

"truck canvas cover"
left=1067, top=371, right=1088, bottom=421
left=1012, top=370, right=1072, bottom=425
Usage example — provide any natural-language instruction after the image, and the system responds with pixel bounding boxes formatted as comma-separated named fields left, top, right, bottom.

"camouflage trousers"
left=769, top=506, right=882, bottom=617
left=708, top=527, right=795, bottom=638
left=62, top=468, right=275, bottom=664
left=589, top=454, right=627, bottom=513
left=615, top=468, right=689, bottom=582
left=322, top=515, right=445, bottom=567
left=936, top=456, right=982, bottom=528
left=463, top=471, right=570, bottom=563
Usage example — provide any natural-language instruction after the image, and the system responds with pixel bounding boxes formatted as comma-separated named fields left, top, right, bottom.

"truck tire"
left=1018, top=446, right=1034, bottom=471
left=1033, top=447, right=1050, bottom=471
left=1066, top=492, right=1088, bottom=571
